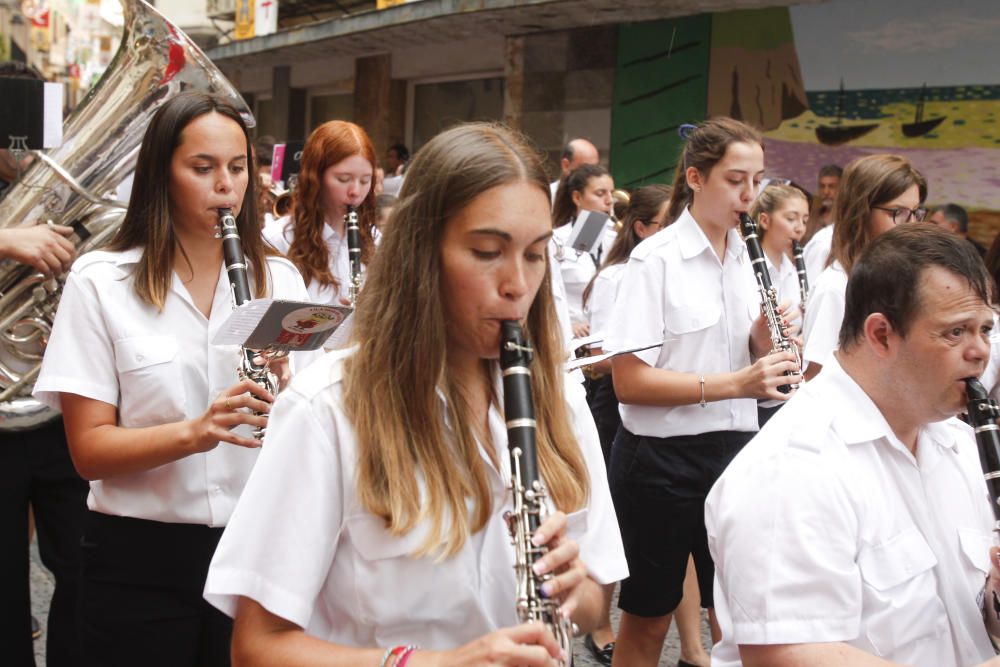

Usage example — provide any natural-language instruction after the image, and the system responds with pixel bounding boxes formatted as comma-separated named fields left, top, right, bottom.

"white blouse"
left=585, top=262, right=626, bottom=343
left=552, top=219, right=617, bottom=326
left=802, top=261, right=849, bottom=369
left=33, top=248, right=314, bottom=526
left=604, top=208, right=761, bottom=438
left=264, top=215, right=356, bottom=308
left=205, top=348, right=628, bottom=649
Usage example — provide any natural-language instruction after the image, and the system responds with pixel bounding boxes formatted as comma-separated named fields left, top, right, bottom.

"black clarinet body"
left=965, top=377, right=1000, bottom=525
left=500, top=321, right=571, bottom=665
left=739, top=213, right=802, bottom=394
left=792, top=239, right=809, bottom=313
left=346, top=205, right=362, bottom=306
left=217, top=208, right=277, bottom=438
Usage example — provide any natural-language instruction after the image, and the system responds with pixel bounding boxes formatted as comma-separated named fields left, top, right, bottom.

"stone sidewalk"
left=30, top=545, right=710, bottom=666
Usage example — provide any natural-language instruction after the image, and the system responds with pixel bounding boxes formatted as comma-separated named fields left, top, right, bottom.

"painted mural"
left=707, top=0, right=1000, bottom=240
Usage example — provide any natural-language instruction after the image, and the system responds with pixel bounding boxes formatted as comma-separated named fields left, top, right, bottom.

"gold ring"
left=225, top=397, right=232, bottom=410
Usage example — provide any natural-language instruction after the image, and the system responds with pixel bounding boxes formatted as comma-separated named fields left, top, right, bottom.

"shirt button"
left=212, top=486, right=223, bottom=495
left=136, top=354, right=144, bottom=362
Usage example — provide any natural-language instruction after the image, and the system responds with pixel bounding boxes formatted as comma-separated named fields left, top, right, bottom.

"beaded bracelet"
left=396, top=646, right=419, bottom=667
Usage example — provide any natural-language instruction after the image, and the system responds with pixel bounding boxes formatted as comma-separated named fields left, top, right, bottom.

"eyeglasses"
left=872, top=206, right=928, bottom=224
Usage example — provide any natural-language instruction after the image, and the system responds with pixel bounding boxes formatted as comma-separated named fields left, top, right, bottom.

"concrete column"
left=271, top=64, right=292, bottom=142
left=504, top=35, right=525, bottom=131
left=353, top=53, right=392, bottom=157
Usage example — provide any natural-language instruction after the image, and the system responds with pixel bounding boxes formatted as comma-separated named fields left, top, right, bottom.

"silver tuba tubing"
left=0, top=0, right=253, bottom=430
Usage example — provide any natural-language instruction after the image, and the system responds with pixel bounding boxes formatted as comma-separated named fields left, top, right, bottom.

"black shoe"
left=583, top=633, right=614, bottom=665
left=31, top=615, right=41, bottom=641
left=677, top=661, right=701, bottom=667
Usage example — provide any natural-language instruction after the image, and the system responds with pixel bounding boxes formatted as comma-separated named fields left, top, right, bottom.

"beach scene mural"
left=706, top=0, right=1000, bottom=241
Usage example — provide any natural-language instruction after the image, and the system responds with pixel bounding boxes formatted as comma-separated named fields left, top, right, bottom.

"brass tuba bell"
left=0, top=0, right=253, bottom=430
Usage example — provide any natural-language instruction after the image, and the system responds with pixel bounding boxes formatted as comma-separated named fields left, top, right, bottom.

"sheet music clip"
left=212, top=299, right=352, bottom=352
left=566, top=210, right=611, bottom=256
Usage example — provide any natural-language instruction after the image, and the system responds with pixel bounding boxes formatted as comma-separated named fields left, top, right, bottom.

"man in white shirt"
left=802, top=164, right=842, bottom=280
left=707, top=223, right=1000, bottom=667
left=550, top=138, right=599, bottom=201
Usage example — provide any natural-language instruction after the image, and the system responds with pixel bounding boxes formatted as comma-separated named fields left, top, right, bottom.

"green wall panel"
left=611, top=15, right=712, bottom=189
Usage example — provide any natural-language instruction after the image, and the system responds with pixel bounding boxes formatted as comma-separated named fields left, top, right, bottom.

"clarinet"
left=740, top=213, right=803, bottom=393
left=217, top=208, right=278, bottom=438
left=500, top=321, right=572, bottom=665
left=792, top=239, right=809, bottom=314
left=965, top=378, right=1000, bottom=527
left=963, top=378, right=1000, bottom=647
left=345, top=205, right=362, bottom=306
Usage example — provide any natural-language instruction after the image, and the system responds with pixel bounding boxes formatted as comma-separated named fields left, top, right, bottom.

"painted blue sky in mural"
left=791, top=0, right=1000, bottom=90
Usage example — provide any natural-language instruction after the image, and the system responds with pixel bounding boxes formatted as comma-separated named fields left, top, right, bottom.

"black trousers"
left=584, top=374, right=621, bottom=465
left=0, top=418, right=88, bottom=667
left=78, top=511, right=232, bottom=667
left=609, top=428, right=753, bottom=617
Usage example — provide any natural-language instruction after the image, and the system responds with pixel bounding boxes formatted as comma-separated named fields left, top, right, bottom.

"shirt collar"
left=322, top=223, right=341, bottom=242
left=111, top=247, right=145, bottom=266
left=823, top=354, right=962, bottom=458
left=675, top=207, right=746, bottom=264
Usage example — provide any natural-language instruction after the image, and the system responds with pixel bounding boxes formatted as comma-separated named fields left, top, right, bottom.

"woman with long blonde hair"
left=265, top=120, right=377, bottom=311
left=205, top=123, right=627, bottom=666
left=802, top=154, right=927, bottom=380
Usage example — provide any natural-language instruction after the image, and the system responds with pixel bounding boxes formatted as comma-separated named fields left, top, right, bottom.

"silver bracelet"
left=699, top=375, right=707, bottom=408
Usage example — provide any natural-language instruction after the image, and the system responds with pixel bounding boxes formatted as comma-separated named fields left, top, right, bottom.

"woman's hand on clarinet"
left=749, top=302, right=797, bottom=358
left=531, top=511, right=589, bottom=618
left=186, top=379, right=274, bottom=452
left=739, top=350, right=801, bottom=401
left=413, top=622, right=565, bottom=666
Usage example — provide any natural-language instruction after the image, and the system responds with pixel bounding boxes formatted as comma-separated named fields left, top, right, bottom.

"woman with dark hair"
left=802, top=154, right=927, bottom=381
left=582, top=183, right=672, bottom=458
left=552, top=164, right=615, bottom=338
left=605, top=117, right=800, bottom=666
left=32, top=92, right=312, bottom=666
left=265, top=120, right=378, bottom=313
left=204, top=122, right=627, bottom=665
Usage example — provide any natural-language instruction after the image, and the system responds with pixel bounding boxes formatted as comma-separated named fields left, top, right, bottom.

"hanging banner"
left=234, top=0, right=255, bottom=40
left=256, top=0, right=278, bottom=37
left=235, top=0, right=278, bottom=40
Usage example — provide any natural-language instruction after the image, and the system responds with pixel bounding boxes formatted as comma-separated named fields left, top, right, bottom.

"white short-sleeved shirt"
left=803, top=223, right=833, bottom=283
left=604, top=208, right=761, bottom=437
left=204, top=348, right=628, bottom=648
left=706, top=355, right=997, bottom=667
left=264, top=216, right=356, bottom=308
left=585, top=262, right=626, bottom=343
left=802, top=262, right=848, bottom=368
left=552, top=220, right=617, bottom=326
left=33, top=248, right=314, bottom=527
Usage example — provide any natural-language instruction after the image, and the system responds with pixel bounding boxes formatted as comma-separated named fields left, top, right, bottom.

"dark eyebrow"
left=469, top=228, right=553, bottom=244
left=725, top=168, right=766, bottom=176
left=190, top=153, right=247, bottom=162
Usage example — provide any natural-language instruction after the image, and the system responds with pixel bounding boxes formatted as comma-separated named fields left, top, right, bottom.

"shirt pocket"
left=663, top=303, right=721, bottom=337
left=113, top=336, right=186, bottom=428
left=959, top=527, right=993, bottom=575
left=857, top=527, right=948, bottom=656
left=347, top=514, right=473, bottom=630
